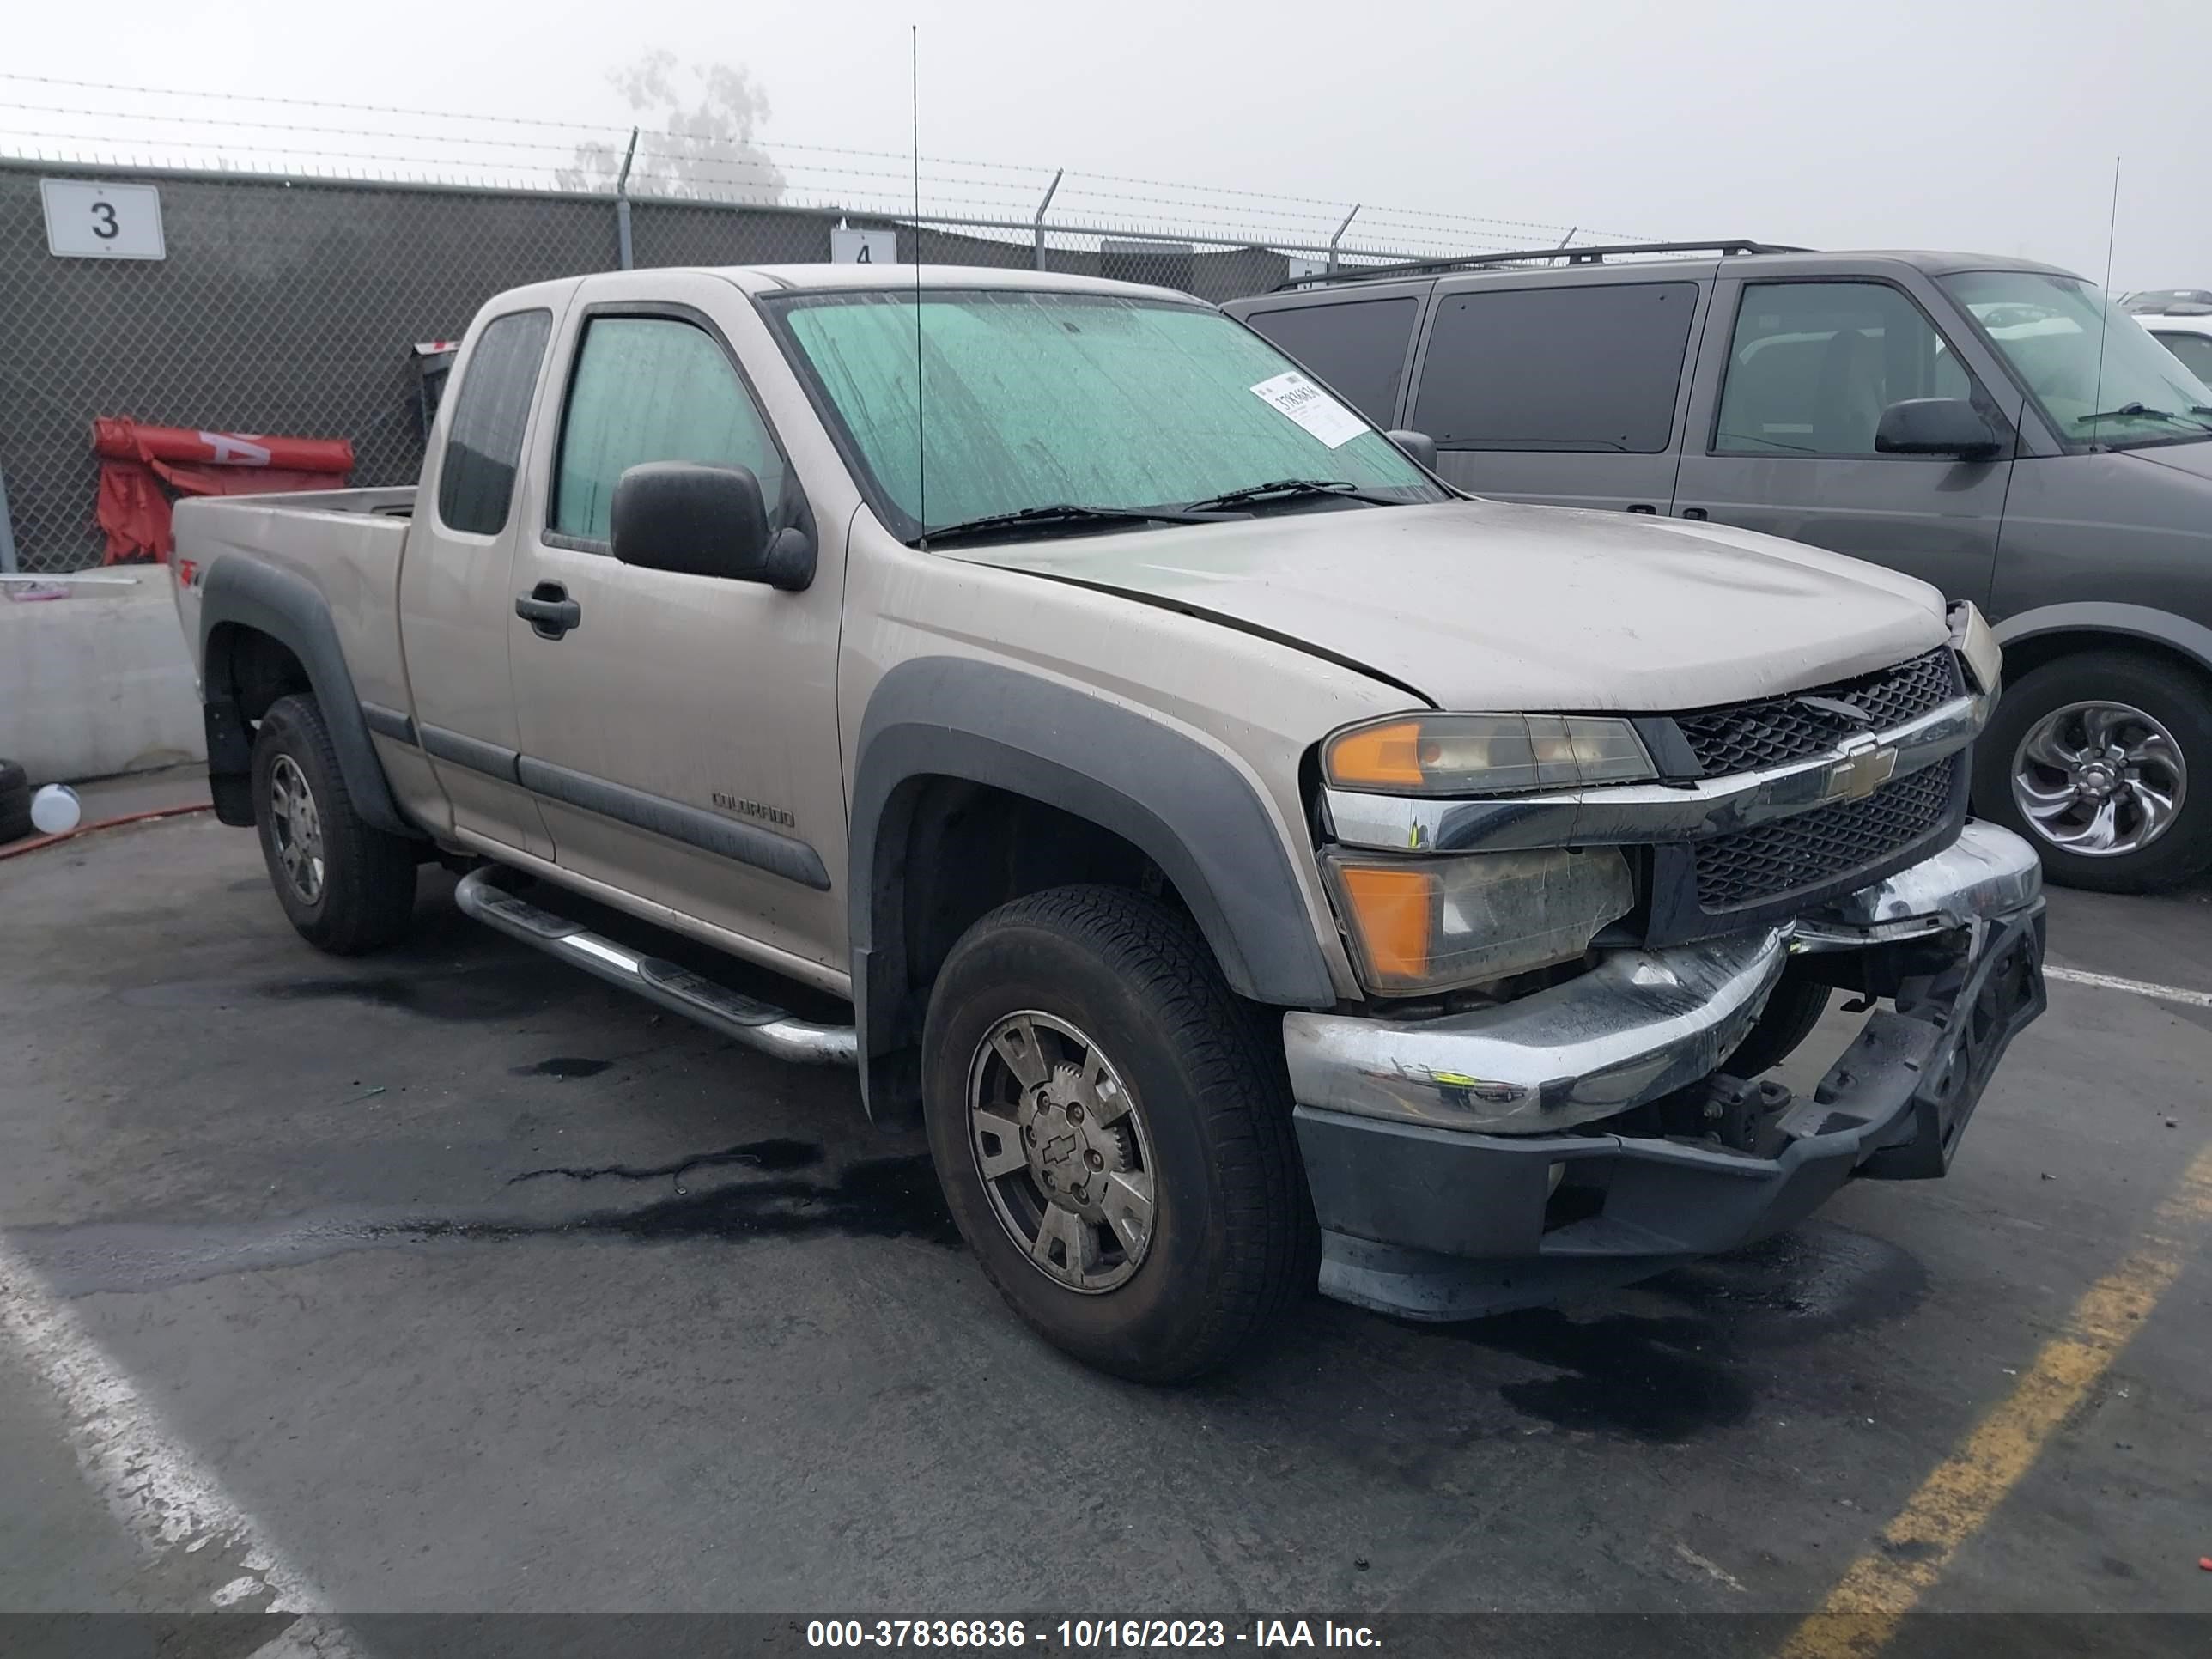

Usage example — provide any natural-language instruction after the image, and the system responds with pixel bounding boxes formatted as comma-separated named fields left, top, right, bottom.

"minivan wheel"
left=1972, top=651, right=2212, bottom=892
left=252, top=694, right=420, bottom=953
left=920, top=885, right=1316, bottom=1383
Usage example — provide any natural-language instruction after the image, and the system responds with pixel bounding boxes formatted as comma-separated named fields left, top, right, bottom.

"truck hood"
left=2121, top=438, right=2212, bottom=483
left=947, top=499, right=1948, bottom=711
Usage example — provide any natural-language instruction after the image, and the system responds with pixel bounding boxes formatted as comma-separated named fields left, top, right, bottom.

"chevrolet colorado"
left=173, top=264, right=2046, bottom=1381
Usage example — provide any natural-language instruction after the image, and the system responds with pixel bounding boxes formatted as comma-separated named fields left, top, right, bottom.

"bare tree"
left=560, top=50, right=785, bottom=204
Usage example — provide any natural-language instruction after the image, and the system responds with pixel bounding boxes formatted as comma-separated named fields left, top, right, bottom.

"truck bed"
left=173, top=486, right=418, bottom=718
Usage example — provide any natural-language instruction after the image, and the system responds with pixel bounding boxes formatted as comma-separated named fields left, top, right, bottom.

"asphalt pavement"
left=1, top=775, right=2207, bottom=1654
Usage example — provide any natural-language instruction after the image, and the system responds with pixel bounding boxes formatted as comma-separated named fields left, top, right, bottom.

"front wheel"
left=1972, top=651, right=2212, bottom=893
left=921, top=885, right=1316, bottom=1382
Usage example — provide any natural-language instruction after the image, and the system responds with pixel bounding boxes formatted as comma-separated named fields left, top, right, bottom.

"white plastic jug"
left=30, top=784, right=82, bottom=836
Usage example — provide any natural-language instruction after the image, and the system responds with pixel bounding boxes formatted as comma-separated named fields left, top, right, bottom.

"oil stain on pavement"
left=1433, top=1226, right=1927, bottom=1443
left=8, top=1140, right=962, bottom=1300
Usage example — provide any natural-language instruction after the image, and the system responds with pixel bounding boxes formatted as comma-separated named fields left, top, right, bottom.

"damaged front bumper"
left=1285, top=821, right=2047, bottom=1321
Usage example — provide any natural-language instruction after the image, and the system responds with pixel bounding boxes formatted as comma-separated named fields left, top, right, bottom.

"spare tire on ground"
left=0, top=759, right=31, bottom=846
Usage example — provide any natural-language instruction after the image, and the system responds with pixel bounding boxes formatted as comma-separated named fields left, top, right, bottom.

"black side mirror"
left=1875, top=398, right=2004, bottom=461
left=1385, top=428, right=1439, bottom=470
left=610, top=462, right=816, bottom=590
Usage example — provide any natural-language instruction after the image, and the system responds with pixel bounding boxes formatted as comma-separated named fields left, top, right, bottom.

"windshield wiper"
left=1180, top=478, right=1401, bottom=513
left=2078, top=402, right=2212, bottom=429
left=917, top=501, right=1237, bottom=546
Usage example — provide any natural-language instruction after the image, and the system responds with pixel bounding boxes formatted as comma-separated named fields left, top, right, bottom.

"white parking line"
left=0, top=1236, right=355, bottom=1644
left=2045, top=964, right=2212, bottom=1009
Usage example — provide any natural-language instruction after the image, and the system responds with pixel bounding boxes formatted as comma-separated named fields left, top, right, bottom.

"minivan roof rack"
left=1272, top=239, right=1812, bottom=291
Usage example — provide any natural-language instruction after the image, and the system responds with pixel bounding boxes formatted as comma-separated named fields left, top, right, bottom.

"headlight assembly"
left=1323, top=714, right=1656, bottom=797
left=1326, top=846, right=1635, bottom=995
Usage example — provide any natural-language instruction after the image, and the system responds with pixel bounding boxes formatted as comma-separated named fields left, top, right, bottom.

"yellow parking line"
left=1780, top=1142, right=2212, bottom=1659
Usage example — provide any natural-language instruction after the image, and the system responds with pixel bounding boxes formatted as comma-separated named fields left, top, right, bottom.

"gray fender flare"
left=848, top=657, right=1338, bottom=1120
left=198, top=556, right=418, bottom=838
left=1993, top=602, right=2212, bottom=679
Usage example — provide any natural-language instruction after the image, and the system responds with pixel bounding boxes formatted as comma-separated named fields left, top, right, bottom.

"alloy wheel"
left=965, top=1011, right=1158, bottom=1293
left=2011, top=699, right=2187, bottom=858
left=269, top=753, right=327, bottom=903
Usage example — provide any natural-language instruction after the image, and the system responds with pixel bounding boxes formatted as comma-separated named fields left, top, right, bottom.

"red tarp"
left=92, top=419, right=355, bottom=563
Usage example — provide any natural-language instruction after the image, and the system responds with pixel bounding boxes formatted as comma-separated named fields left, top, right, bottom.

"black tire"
left=1972, top=650, right=2212, bottom=893
left=0, top=758, right=30, bottom=846
left=1723, top=974, right=1832, bottom=1078
left=921, top=885, right=1316, bottom=1383
left=251, top=694, right=418, bottom=954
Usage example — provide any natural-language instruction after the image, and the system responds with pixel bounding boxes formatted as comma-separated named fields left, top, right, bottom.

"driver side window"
left=552, top=315, right=786, bottom=547
left=1716, top=282, right=1973, bottom=458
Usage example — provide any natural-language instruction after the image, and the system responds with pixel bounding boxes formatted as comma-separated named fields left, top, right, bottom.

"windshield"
left=770, top=289, right=1443, bottom=539
left=2124, top=289, right=2212, bottom=314
left=1941, top=270, right=2212, bottom=448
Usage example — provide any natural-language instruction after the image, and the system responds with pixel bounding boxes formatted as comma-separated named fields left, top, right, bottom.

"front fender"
left=1993, top=600, right=2212, bottom=678
left=848, top=657, right=1337, bottom=1119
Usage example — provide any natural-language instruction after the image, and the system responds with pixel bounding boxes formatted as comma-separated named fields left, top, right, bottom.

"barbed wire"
left=0, top=73, right=1639, bottom=247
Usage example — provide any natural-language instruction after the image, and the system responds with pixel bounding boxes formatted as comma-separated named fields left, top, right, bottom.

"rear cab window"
left=1239, top=297, right=1419, bottom=425
left=437, top=309, right=553, bottom=536
left=1410, top=283, right=1700, bottom=453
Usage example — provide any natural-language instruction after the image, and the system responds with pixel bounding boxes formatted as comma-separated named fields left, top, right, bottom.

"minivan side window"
left=1409, top=283, right=1698, bottom=453
left=1715, top=282, right=1972, bottom=457
left=552, top=315, right=786, bottom=545
left=1242, top=298, right=1419, bottom=425
left=437, top=309, right=553, bottom=536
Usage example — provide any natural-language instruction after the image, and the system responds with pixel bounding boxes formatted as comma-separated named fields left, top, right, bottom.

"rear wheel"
left=252, top=694, right=418, bottom=953
left=1973, top=651, right=2212, bottom=892
left=921, top=885, right=1316, bottom=1383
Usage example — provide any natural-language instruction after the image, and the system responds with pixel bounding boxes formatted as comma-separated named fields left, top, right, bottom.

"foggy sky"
left=9, top=0, right=2208, bottom=289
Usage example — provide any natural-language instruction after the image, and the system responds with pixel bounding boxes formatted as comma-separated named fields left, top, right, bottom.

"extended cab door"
left=1401, top=270, right=1710, bottom=514
left=503, top=274, right=848, bottom=986
left=1671, top=271, right=2024, bottom=605
left=398, top=300, right=565, bottom=858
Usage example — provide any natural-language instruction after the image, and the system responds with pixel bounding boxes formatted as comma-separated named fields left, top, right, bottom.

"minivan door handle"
left=1680, top=507, right=1710, bottom=521
left=515, top=581, right=581, bottom=640
left=1626, top=503, right=1656, bottom=514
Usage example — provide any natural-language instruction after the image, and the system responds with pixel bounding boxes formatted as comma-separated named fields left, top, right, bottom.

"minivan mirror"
left=1386, top=428, right=1439, bottom=471
left=1874, top=398, right=2004, bottom=461
left=610, top=462, right=816, bottom=590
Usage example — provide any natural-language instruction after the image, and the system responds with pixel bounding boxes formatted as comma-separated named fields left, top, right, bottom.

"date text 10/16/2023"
left=806, top=1620, right=1383, bottom=1650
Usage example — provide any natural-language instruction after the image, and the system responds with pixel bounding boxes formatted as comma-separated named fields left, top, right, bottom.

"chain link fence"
left=2, top=100, right=1644, bottom=571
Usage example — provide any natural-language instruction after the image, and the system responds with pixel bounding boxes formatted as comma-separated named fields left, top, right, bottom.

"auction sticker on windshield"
left=1249, top=371, right=1366, bottom=448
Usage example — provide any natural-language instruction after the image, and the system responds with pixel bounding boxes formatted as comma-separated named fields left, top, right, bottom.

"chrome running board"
left=453, top=866, right=857, bottom=1067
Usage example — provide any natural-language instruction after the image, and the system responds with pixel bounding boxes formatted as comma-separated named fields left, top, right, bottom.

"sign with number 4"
left=41, top=179, right=166, bottom=261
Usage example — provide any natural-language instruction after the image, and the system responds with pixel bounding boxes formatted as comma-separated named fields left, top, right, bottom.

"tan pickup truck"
left=174, top=264, right=2047, bottom=1381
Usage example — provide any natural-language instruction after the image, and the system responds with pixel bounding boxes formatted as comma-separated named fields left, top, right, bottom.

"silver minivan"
left=1227, top=242, right=2212, bottom=891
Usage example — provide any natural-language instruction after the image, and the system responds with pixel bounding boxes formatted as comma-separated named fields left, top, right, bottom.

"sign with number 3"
left=41, top=179, right=167, bottom=261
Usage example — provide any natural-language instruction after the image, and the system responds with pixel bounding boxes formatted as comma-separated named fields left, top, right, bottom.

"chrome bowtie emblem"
left=1824, top=732, right=1898, bottom=802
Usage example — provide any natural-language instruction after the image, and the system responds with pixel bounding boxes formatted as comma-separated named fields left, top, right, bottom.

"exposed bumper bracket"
left=1285, top=821, right=2043, bottom=1139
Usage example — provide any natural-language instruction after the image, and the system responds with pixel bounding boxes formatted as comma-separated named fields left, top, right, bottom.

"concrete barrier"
left=0, top=576, right=204, bottom=784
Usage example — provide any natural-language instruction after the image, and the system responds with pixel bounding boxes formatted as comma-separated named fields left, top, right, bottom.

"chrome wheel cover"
left=965, top=1011, right=1158, bottom=1294
left=2011, top=699, right=2187, bottom=858
left=268, top=754, right=327, bottom=903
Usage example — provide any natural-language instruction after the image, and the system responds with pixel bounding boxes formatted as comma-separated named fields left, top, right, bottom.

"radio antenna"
left=911, top=24, right=927, bottom=545
left=2090, top=155, right=2120, bottom=449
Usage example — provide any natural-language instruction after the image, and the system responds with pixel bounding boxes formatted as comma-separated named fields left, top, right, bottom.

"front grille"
left=1675, top=648, right=1961, bottom=778
left=1693, top=757, right=1959, bottom=912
